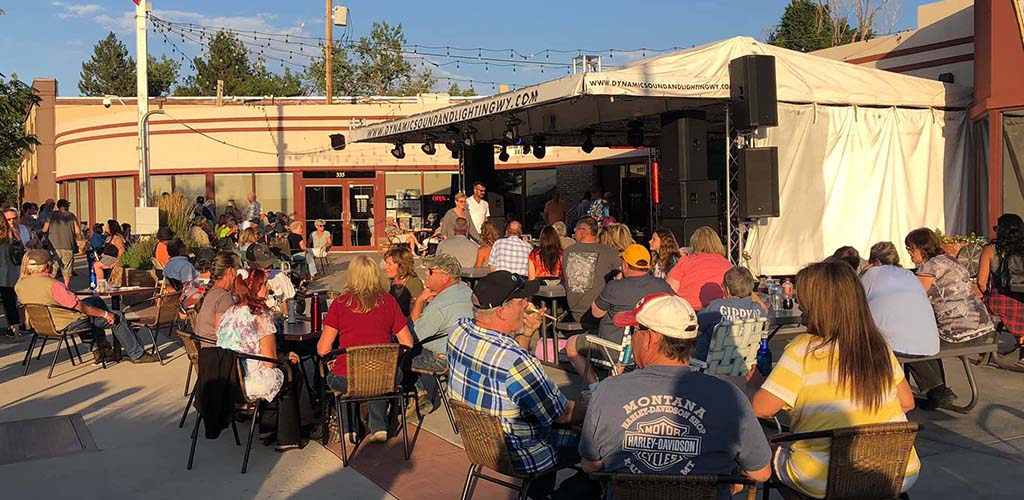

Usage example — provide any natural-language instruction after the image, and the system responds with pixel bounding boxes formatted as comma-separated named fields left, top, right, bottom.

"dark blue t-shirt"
left=696, top=297, right=766, bottom=360
left=579, top=365, right=771, bottom=499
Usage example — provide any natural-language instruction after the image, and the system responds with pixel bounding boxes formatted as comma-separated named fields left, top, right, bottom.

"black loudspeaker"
left=463, top=143, right=495, bottom=194
left=660, top=217, right=722, bottom=246
left=659, top=112, right=708, bottom=181
left=729, top=55, right=778, bottom=129
left=738, top=147, right=780, bottom=219
left=660, top=180, right=719, bottom=219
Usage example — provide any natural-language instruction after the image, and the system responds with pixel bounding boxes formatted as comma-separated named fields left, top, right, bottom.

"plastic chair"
left=762, top=422, right=920, bottom=500
left=22, top=303, right=102, bottom=378
left=581, top=326, right=634, bottom=382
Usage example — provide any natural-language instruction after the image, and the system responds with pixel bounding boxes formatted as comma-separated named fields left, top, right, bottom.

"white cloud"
left=52, top=2, right=103, bottom=20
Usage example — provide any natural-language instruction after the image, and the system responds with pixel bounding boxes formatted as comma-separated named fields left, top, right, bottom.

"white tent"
left=350, top=36, right=976, bottom=274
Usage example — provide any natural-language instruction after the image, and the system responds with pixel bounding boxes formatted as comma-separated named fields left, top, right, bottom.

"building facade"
left=21, top=90, right=650, bottom=249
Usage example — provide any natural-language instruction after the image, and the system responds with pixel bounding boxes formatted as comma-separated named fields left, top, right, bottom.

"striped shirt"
left=446, top=317, right=577, bottom=473
left=761, top=334, right=920, bottom=498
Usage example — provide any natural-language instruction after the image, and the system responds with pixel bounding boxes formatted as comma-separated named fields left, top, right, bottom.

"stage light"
left=502, top=116, right=521, bottom=143
left=329, top=133, right=346, bottom=151
left=581, top=128, right=595, bottom=154
left=498, top=145, right=510, bottom=162
left=532, top=135, right=546, bottom=159
left=391, top=143, right=406, bottom=159
left=521, top=143, right=531, bottom=155
left=421, top=136, right=436, bottom=155
left=627, top=120, right=644, bottom=148
left=463, top=126, right=477, bottom=147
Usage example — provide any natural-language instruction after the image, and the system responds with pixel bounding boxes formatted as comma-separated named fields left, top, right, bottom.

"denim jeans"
left=327, top=372, right=389, bottom=433
left=67, top=296, right=145, bottom=359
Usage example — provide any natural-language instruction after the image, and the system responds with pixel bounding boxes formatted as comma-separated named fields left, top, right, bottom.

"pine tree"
left=147, top=55, right=181, bottom=97
left=176, top=31, right=306, bottom=96
left=447, top=83, right=477, bottom=96
left=79, top=32, right=136, bottom=96
left=766, top=0, right=855, bottom=52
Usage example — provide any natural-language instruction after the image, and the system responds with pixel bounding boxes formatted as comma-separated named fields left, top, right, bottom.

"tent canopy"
left=347, top=36, right=972, bottom=146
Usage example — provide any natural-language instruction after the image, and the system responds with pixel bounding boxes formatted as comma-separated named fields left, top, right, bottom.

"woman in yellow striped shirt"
left=749, top=260, right=919, bottom=499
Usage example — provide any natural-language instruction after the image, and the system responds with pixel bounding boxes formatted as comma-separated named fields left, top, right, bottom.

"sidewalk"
left=1, top=253, right=1022, bottom=499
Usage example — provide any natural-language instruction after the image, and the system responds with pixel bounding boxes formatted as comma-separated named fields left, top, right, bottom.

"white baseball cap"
left=613, top=293, right=699, bottom=339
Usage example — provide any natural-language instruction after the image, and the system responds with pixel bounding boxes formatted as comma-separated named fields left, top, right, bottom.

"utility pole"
left=325, top=0, right=333, bottom=104
left=135, top=0, right=150, bottom=207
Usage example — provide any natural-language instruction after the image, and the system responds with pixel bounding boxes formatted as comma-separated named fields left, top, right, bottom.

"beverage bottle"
left=620, top=327, right=635, bottom=366
left=286, top=299, right=298, bottom=324
left=771, top=286, right=784, bottom=312
left=782, top=278, right=794, bottom=296
left=87, top=252, right=97, bottom=291
left=311, top=292, right=322, bottom=332
left=756, top=333, right=773, bottom=376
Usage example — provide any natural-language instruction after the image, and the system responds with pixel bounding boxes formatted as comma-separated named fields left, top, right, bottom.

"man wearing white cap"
left=578, top=293, right=771, bottom=496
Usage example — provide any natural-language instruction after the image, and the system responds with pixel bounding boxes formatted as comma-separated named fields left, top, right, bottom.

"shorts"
left=100, top=254, right=118, bottom=266
left=54, top=249, right=75, bottom=278
left=573, top=334, right=611, bottom=363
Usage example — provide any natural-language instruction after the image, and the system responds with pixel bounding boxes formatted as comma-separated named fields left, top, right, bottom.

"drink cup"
left=97, top=280, right=107, bottom=294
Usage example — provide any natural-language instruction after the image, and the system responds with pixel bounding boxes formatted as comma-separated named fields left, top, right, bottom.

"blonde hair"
left=238, top=227, right=258, bottom=247
left=454, top=192, right=468, bottom=202
left=599, top=224, right=635, bottom=253
left=479, top=221, right=500, bottom=247
left=289, top=221, right=304, bottom=233
left=689, top=226, right=726, bottom=256
left=342, top=255, right=387, bottom=313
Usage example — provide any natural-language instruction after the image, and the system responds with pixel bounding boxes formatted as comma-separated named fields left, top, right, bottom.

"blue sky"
left=1, top=0, right=935, bottom=96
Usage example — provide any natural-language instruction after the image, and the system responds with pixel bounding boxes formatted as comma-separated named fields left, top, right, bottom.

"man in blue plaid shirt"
left=485, top=221, right=533, bottom=276
left=448, top=271, right=586, bottom=496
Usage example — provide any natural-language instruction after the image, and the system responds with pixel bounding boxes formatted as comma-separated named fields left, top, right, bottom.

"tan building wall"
left=812, top=0, right=974, bottom=85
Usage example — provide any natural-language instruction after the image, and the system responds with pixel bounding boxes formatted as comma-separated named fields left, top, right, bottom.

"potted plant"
left=934, top=228, right=986, bottom=258
left=117, top=235, right=158, bottom=286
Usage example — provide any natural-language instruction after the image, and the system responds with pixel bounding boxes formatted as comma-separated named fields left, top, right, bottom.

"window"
left=150, top=175, right=172, bottom=201
left=66, top=181, right=79, bottom=218
left=115, top=177, right=136, bottom=226
left=424, top=172, right=456, bottom=195
left=215, top=173, right=252, bottom=217
left=79, top=181, right=91, bottom=226
left=173, top=174, right=206, bottom=202
left=255, top=173, right=293, bottom=217
left=94, top=179, right=114, bottom=224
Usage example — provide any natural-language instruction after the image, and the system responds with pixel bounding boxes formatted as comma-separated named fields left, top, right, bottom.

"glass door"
left=304, top=186, right=344, bottom=248
left=344, top=184, right=375, bottom=249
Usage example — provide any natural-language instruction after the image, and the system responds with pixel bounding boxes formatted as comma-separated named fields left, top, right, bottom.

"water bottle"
left=311, top=292, right=322, bottom=332
left=286, top=299, right=298, bottom=324
left=756, top=333, right=773, bottom=376
left=87, top=252, right=97, bottom=291
left=771, top=286, right=784, bottom=312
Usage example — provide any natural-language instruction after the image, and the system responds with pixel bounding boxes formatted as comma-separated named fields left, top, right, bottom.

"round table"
left=461, top=267, right=490, bottom=288
left=278, top=319, right=322, bottom=407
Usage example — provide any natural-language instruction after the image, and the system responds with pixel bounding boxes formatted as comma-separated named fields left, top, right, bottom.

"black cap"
left=471, top=271, right=540, bottom=309
left=156, top=227, right=175, bottom=241
left=245, top=243, right=276, bottom=269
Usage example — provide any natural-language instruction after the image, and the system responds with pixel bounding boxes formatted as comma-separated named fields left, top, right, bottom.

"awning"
left=347, top=36, right=972, bottom=146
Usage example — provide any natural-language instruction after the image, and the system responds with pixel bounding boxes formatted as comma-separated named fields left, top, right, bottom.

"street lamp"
left=139, top=109, right=165, bottom=208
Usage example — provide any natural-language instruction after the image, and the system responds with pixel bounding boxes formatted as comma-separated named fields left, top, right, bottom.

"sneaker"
left=274, top=439, right=308, bottom=452
left=368, top=430, right=388, bottom=443
left=129, top=352, right=160, bottom=364
left=921, top=386, right=957, bottom=410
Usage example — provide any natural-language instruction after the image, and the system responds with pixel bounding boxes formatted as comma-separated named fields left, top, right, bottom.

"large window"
left=215, top=174, right=252, bottom=217
left=150, top=175, right=172, bottom=201
left=173, top=174, right=206, bottom=202
left=94, top=179, right=114, bottom=225
left=115, top=177, right=136, bottom=227
left=255, top=173, right=293, bottom=217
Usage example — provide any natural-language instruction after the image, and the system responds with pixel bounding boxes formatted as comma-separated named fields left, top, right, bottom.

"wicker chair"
left=762, top=422, right=920, bottom=500
left=125, top=291, right=183, bottom=365
left=449, top=399, right=577, bottom=500
left=22, top=304, right=103, bottom=378
left=691, top=318, right=768, bottom=377
left=186, top=336, right=290, bottom=474
left=176, top=330, right=215, bottom=429
left=320, top=343, right=412, bottom=467
left=590, top=473, right=757, bottom=500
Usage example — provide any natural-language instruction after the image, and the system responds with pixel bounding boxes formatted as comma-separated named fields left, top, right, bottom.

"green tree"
left=176, top=31, right=305, bottom=96
left=767, top=0, right=855, bottom=52
left=79, top=32, right=136, bottom=96
left=0, top=75, right=41, bottom=203
left=79, top=32, right=180, bottom=96
left=304, top=21, right=436, bottom=97
left=447, top=83, right=477, bottom=96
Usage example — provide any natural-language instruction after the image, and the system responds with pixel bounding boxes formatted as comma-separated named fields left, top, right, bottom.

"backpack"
left=995, top=252, right=1024, bottom=291
left=8, top=239, right=26, bottom=266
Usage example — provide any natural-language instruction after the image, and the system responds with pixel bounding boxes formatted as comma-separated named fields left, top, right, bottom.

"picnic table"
left=767, top=306, right=803, bottom=340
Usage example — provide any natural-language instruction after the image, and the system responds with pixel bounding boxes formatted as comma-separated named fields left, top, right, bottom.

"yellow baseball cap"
left=621, top=244, right=651, bottom=269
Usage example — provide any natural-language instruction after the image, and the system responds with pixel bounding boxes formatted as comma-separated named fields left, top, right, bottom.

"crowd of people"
left=6, top=183, right=1024, bottom=498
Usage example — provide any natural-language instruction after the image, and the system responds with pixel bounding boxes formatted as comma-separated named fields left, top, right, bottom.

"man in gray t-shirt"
left=579, top=294, right=771, bottom=499
left=41, top=199, right=81, bottom=286
left=435, top=217, right=479, bottom=269
left=562, top=218, right=620, bottom=324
